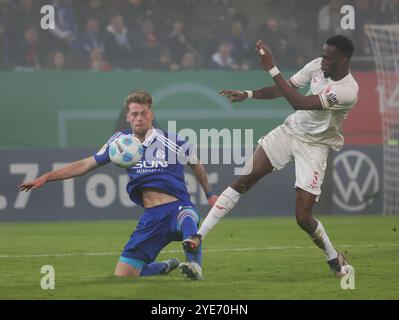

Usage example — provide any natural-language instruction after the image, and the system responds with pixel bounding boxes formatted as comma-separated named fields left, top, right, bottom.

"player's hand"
left=18, top=175, right=48, bottom=192
left=207, top=195, right=218, bottom=207
left=255, top=40, right=275, bottom=71
left=219, top=90, right=248, bottom=103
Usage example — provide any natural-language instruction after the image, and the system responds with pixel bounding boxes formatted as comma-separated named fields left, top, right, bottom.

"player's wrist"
left=205, top=191, right=215, bottom=199
left=244, top=90, right=253, bottom=99
left=268, top=66, right=280, bottom=78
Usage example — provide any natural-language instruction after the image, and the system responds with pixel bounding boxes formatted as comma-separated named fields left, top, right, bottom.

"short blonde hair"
left=124, top=90, right=153, bottom=110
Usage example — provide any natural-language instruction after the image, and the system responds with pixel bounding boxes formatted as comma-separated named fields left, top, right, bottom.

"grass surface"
left=0, top=215, right=398, bottom=300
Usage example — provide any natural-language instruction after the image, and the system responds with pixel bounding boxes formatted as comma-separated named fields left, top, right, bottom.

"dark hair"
left=124, top=90, right=153, bottom=110
left=326, top=35, right=354, bottom=58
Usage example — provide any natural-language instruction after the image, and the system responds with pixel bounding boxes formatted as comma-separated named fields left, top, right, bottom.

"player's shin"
left=309, top=219, right=338, bottom=261
left=197, top=186, right=241, bottom=239
left=140, top=262, right=169, bottom=276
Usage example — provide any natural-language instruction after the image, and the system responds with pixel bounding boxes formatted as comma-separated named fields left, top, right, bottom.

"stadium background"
left=0, top=0, right=391, bottom=221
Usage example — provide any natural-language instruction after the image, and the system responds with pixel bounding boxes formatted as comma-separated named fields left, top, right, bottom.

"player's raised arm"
left=18, top=156, right=99, bottom=191
left=255, top=40, right=323, bottom=110
left=187, top=157, right=218, bottom=207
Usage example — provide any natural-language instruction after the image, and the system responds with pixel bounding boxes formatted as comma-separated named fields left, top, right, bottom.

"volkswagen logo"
left=333, top=150, right=379, bottom=212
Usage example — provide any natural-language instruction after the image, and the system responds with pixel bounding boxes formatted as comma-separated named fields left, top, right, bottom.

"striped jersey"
left=93, top=128, right=194, bottom=207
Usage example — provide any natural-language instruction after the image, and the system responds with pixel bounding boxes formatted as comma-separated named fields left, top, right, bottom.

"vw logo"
left=333, top=150, right=379, bottom=212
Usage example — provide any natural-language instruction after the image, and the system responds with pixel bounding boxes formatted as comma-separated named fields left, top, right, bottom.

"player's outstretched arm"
left=18, top=156, right=99, bottom=191
left=188, top=157, right=218, bottom=207
left=219, top=80, right=297, bottom=103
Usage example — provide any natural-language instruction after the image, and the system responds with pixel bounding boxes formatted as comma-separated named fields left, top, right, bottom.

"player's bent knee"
left=114, top=261, right=141, bottom=278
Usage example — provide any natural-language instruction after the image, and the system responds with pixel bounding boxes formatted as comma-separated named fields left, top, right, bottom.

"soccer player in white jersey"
left=184, top=35, right=359, bottom=277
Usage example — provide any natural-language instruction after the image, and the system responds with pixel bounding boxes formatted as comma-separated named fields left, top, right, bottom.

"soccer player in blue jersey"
left=18, top=90, right=217, bottom=281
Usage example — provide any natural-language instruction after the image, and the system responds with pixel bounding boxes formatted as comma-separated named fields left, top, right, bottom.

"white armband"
left=268, top=66, right=280, bottom=78
left=244, top=90, right=253, bottom=99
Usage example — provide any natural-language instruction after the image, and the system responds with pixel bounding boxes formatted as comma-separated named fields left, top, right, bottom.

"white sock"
left=309, top=220, right=338, bottom=261
left=198, top=187, right=241, bottom=239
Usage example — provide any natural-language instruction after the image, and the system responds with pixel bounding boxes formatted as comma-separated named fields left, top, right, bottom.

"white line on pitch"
left=0, top=243, right=398, bottom=259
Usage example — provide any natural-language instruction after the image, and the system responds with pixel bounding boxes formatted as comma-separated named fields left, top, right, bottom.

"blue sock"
left=181, top=216, right=202, bottom=266
left=139, top=262, right=168, bottom=276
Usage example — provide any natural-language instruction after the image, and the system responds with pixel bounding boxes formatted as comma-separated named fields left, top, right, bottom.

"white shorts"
left=258, top=125, right=329, bottom=200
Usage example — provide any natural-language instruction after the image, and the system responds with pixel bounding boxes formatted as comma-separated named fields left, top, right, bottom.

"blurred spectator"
left=191, top=0, right=237, bottom=37
left=166, top=20, right=199, bottom=66
left=89, top=47, right=112, bottom=71
left=76, top=0, right=109, bottom=30
left=48, top=0, right=78, bottom=52
left=73, top=18, right=104, bottom=55
left=372, top=0, right=399, bottom=24
left=157, top=48, right=180, bottom=70
left=134, top=17, right=163, bottom=69
left=104, top=14, right=134, bottom=69
left=15, top=26, right=45, bottom=69
left=71, top=18, right=105, bottom=68
left=257, top=18, right=304, bottom=69
left=46, top=50, right=68, bottom=70
left=0, top=20, right=12, bottom=69
left=180, top=51, right=199, bottom=70
left=209, top=41, right=240, bottom=70
left=13, top=0, right=41, bottom=39
left=227, top=21, right=251, bottom=69
left=120, top=0, right=152, bottom=32
left=188, top=23, right=219, bottom=63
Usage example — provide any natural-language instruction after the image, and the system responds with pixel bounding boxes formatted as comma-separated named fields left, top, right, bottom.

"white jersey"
left=284, top=57, right=359, bottom=151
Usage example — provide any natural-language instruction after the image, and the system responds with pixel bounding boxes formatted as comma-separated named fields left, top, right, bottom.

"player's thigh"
left=120, top=218, right=171, bottom=267
left=293, top=139, right=329, bottom=202
left=232, top=126, right=293, bottom=191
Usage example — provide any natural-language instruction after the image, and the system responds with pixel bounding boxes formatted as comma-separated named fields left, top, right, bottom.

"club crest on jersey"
left=156, top=149, right=166, bottom=160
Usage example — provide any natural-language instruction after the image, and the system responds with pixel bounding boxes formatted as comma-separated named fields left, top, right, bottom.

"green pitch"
left=0, top=215, right=398, bottom=300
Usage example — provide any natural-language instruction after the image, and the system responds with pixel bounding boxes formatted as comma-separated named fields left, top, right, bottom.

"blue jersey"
left=93, top=128, right=194, bottom=207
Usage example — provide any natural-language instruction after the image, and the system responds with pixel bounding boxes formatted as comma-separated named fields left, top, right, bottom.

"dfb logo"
left=40, top=5, right=55, bottom=30
left=40, top=265, right=55, bottom=290
left=340, top=5, right=355, bottom=30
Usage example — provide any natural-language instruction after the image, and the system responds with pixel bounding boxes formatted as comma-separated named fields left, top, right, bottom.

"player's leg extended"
left=293, top=141, right=348, bottom=276
left=197, top=146, right=274, bottom=239
left=175, top=206, right=204, bottom=280
left=115, top=257, right=178, bottom=277
left=295, top=188, right=347, bottom=275
left=178, top=206, right=202, bottom=265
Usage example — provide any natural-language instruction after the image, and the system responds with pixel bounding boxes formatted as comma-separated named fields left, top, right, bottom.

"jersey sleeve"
left=93, top=143, right=110, bottom=165
left=319, top=84, right=358, bottom=111
left=290, top=58, right=322, bottom=88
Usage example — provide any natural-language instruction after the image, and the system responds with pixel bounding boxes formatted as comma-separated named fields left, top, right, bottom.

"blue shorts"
left=120, top=200, right=200, bottom=268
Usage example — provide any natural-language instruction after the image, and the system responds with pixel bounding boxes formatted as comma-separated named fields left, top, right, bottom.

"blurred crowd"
left=0, top=0, right=398, bottom=71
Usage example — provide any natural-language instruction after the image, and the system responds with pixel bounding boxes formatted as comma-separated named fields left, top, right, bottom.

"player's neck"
left=330, top=69, right=349, bottom=81
left=135, top=127, right=154, bottom=143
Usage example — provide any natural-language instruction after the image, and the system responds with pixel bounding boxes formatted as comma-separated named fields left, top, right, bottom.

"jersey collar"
left=138, top=127, right=156, bottom=147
